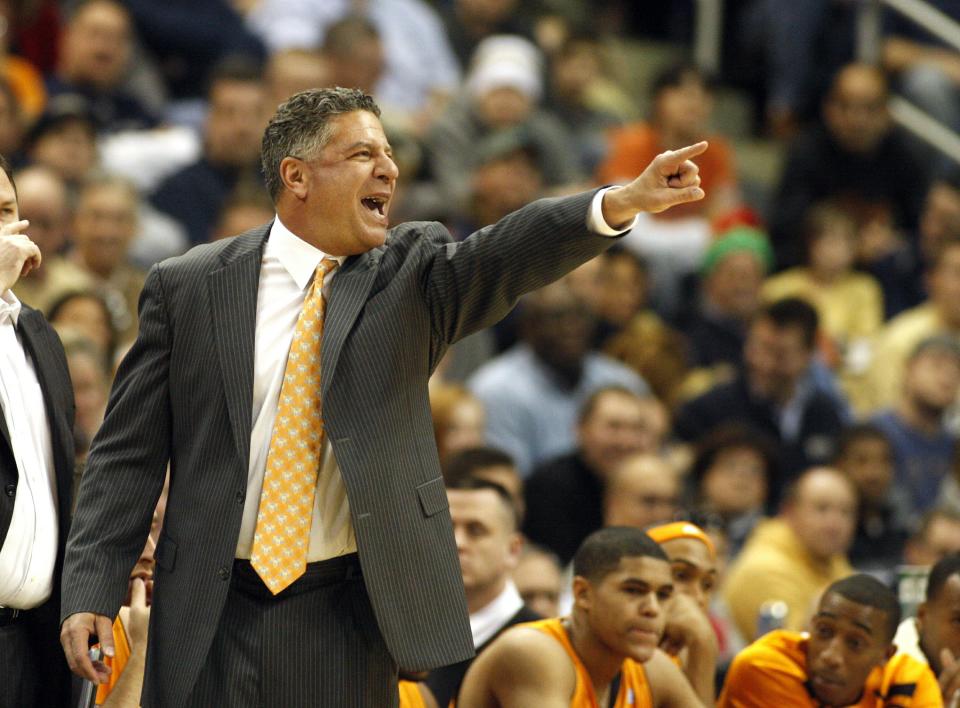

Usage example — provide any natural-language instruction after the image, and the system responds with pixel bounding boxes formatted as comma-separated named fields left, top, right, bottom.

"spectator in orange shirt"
left=596, top=62, right=739, bottom=221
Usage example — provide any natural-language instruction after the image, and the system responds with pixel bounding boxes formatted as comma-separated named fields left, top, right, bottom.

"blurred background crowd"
left=9, top=0, right=960, bottom=696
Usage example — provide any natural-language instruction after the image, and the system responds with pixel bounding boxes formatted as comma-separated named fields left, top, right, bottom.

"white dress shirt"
left=235, top=190, right=633, bottom=561
left=234, top=218, right=356, bottom=562
left=0, top=290, right=58, bottom=609
left=470, top=580, right=524, bottom=648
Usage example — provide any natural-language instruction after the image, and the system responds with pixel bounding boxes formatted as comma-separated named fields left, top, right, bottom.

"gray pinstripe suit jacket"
left=61, top=189, right=619, bottom=707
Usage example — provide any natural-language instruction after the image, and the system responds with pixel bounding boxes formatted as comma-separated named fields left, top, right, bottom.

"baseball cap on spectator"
left=700, top=226, right=774, bottom=278
left=466, top=35, right=543, bottom=102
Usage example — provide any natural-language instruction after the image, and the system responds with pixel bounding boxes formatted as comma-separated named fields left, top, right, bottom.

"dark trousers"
left=183, top=554, right=399, bottom=708
left=0, top=600, right=72, bottom=708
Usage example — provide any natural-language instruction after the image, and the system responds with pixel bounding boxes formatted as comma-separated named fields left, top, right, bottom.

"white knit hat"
left=466, top=35, right=543, bottom=101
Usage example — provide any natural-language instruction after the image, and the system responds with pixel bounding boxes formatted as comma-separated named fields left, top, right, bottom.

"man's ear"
left=572, top=576, right=592, bottom=612
left=279, top=156, right=309, bottom=199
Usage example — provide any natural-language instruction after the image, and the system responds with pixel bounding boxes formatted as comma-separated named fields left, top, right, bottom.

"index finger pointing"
left=657, top=142, right=708, bottom=173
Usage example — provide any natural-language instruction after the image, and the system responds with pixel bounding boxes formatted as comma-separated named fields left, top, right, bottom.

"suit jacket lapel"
left=321, top=248, right=381, bottom=399
left=208, top=228, right=267, bottom=470
left=16, top=308, right=73, bottom=520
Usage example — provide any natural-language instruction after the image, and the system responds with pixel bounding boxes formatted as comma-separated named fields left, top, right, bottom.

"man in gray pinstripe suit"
left=60, top=87, right=707, bottom=707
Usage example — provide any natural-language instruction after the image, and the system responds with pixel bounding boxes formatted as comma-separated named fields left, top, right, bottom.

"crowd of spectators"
left=4, top=0, right=960, bottom=705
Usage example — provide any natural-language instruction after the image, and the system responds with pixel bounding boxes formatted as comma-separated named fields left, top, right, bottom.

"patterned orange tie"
left=251, top=257, right=339, bottom=594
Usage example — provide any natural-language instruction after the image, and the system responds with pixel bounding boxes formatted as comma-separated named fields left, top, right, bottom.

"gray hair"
left=260, top=87, right=380, bottom=201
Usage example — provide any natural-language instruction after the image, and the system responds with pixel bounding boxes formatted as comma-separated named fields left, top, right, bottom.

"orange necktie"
left=250, top=257, right=339, bottom=594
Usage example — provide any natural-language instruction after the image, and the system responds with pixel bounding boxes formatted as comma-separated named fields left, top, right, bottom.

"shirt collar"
left=267, top=216, right=346, bottom=290
left=0, top=289, right=22, bottom=326
left=470, top=580, right=524, bottom=648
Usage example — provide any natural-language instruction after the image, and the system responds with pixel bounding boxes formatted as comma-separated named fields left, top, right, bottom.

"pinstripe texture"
left=186, top=576, right=397, bottom=707
left=62, top=188, right=620, bottom=707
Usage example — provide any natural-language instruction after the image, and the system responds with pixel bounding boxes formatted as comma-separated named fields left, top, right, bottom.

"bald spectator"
left=675, top=298, right=845, bottom=487
left=47, top=0, right=158, bottom=132
left=469, top=282, right=647, bottom=476
left=11, top=165, right=92, bottom=313
left=523, top=386, right=664, bottom=565
left=868, top=237, right=960, bottom=412
left=151, top=57, right=268, bottom=247
left=771, top=62, right=928, bottom=268
left=905, top=509, right=960, bottom=567
left=70, top=175, right=146, bottom=344
left=602, top=453, right=681, bottom=529
left=722, top=467, right=856, bottom=641
left=873, top=336, right=960, bottom=517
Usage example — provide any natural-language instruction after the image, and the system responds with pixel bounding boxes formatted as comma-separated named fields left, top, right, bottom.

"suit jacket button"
left=218, top=566, right=230, bottom=581
left=3, top=483, right=14, bottom=497
left=235, top=491, right=244, bottom=504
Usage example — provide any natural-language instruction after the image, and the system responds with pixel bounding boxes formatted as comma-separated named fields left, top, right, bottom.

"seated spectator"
left=868, top=170, right=960, bottom=319
left=688, top=424, right=778, bottom=559
left=468, top=281, right=647, bottom=476
left=47, top=289, right=118, bottom=369
left=597, top=62, right=739, bottom=221
left=210, top=182, right=276, bottom=241
left=872, top=336, right=960, bottom=518
left=459, top=527, right=714, bottom=707
left=61, top=334, right=110, bottom=469
left=718, top=574, right=939, bottom=707
left=833, top=424, right=911, bottom=581
left=512, top=544, right=563, bottom=619
left=447, top=127, right=545, bottom=240
left=426, top=477, right=538, bottom=708
left=648, top=521, right=724, bottom=699
left=320, top=16, right=384, bottom=101
left=151, top=57, right=268, bottom=247
left=543, top=34, right=626, bottom=175
left=439, top=0, right=533, bottom=70
left=603, top=453, right=681, bottom=530
left=770, top=62, right=928, bottom=269
left=421, top=35, right=583, bottom=220
left=675, top=298, right=845, bottom=486
left=247, top=0, right=460, bottom=128
left=595, top=247, right=689, bottom=406
left=430, top=384, right=486, bottom=467
left=264, top=47, right=331, bottom=111
left=10, top=165, right=92, bottom=312
left=47, top=0, right=159, bottom=133
left=25, top=93, right=99, bottom=190
left=894, top=553, right=960, bottom=703
left=762, top=201, right=884, bottom=411
left=69, top=174, right=146, bottom=343
left=904, top=509, right=960, bottom=568
left=122, top=0, right=266, bottom=112
left=722, top=467, right=856, bottom=642
left=443, top=446, right=523, bottom=523
left=679, top=226, right=772, bottom=372
left=0, top=77, right=26, bottom=158
left=523, top=386, right=663, bottom=565
left=868, top=236, right=960, bottom=412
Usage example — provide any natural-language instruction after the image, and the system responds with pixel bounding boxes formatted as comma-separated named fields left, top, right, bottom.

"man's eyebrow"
left=345, top=140, right=393, bottom=154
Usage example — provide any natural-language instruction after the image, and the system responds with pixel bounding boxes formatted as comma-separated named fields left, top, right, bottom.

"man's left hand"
left=601, top=141, right=708, bottom=228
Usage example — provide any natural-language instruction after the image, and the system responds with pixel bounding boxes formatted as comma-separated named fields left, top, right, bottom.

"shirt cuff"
left=587, top=187, right=639, bottom=236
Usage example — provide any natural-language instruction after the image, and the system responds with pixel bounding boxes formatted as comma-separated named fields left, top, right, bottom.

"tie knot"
left=318, top=257, right=339, bottom=277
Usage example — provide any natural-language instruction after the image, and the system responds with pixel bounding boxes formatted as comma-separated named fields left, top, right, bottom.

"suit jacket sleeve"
left=421, top=189, right=616, bottom=350
left=61, top=265, right=172, bottom=622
